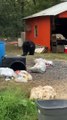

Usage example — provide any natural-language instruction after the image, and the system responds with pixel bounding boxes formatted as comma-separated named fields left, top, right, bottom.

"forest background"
left=0, top=0, right=62, bottom=38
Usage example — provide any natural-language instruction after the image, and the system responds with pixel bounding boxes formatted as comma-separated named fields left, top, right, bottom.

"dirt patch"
left=26, top=59, right=67, bottom=99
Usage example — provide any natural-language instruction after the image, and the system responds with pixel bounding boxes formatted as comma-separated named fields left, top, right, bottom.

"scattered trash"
left=0, top=67, right=16, bottom=78
left=30, top=85, right=56, bottom=100
left=34, top=58, right=53, bottom=67
left=29, top=58, right=53, bottom=73
left=29, top=62, right=46, bottom=73
left=5, top=76, right=14, bottom=81
left=0, top=67, right=16, bottom=81
left=14, top=70, right=32, bottom=82
left=35, top=47, right=48, bottom=53
left=35, top=47, right=45, bottom=53
left=0, top=67, right=32, bottom=82
left=0, top=58, right=53, bottom=81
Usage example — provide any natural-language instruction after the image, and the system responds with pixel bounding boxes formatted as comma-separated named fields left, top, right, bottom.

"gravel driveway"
left=27, top=59, right=67, bottom=99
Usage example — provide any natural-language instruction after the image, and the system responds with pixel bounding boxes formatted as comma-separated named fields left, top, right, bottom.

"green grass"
left=38, top=53, right=67, bottom=60
left=26, top=53, right=67, bottom=63
left=6, top=44, right=22, bottom=56
left=0, top=86, right=37, bottom=120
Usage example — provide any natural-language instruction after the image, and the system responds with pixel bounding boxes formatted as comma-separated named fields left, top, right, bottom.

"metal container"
left=36, top=99, right=67, bottom=120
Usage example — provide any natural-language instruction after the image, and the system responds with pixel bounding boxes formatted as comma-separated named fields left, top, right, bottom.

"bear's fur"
left=22, top=41, right=35, bottom=56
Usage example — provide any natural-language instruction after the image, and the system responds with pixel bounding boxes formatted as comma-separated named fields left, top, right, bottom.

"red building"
left=24, top=2, right=67, bottom=51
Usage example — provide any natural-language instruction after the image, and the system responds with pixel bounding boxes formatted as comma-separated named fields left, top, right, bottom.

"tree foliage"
left=0, top=0, right=61, bottom=37
left=0, top=0, right=24, bottom=37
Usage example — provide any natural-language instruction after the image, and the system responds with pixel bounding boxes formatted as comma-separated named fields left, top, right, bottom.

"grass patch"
left=0, top=87, right=37, bottom=120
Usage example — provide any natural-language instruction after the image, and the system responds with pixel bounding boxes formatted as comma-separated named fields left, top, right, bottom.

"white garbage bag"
left=34, top=58, right=53, bottom=66
left=30, top=59, right=46, bottom=73
left=29, top=58, right=53, bottom=73
left=0, top=67, right=16, bottom=77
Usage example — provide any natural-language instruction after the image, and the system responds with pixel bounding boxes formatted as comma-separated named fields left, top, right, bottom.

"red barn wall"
left=25, top=17, right=51, bottom=50
left=58, top=11, right=67, bottom=18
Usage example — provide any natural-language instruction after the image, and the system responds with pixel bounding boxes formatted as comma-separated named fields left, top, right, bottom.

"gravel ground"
left=26, top=59, right=67, bottom=99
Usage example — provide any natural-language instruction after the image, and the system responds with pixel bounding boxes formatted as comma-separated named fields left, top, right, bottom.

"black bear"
left=22, top=41, right=35, bottom=56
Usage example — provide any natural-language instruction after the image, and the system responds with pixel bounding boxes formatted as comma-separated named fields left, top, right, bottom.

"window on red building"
left=34, top=25, right=38, bottom=37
